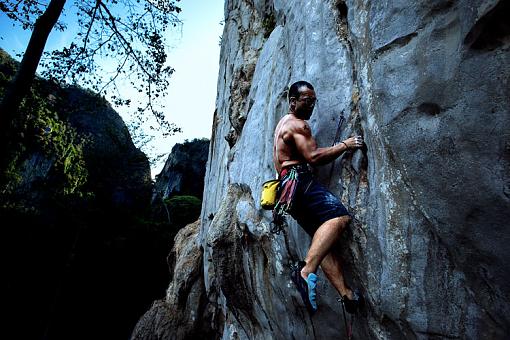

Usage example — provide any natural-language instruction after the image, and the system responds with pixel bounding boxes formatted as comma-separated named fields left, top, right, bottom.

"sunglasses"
left=296, top=96, right=317, bottom=105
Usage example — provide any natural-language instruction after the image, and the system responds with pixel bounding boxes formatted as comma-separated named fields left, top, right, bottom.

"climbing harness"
left=270, top=117, right=294, bottom=234
left=275, top=167, right=298, bottom=213
left=270, top=166, right=299, bottom=234
left=270, top=213, right=287, bottom=234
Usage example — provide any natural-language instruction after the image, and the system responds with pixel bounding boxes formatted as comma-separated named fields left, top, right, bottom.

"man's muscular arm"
left=292, top=121, right=361, bottom=166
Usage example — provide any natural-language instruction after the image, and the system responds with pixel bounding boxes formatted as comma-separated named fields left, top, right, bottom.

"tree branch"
left=0, top=0, right=67, bottom=173
left=98, top=53, right=129, bottom=93
left=98, top=1, right=151, bottom=78
left=62, top=0, right=101, bottom=79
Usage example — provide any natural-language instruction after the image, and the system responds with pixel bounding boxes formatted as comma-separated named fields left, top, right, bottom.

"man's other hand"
left=343, top=136, right=364, bottom=149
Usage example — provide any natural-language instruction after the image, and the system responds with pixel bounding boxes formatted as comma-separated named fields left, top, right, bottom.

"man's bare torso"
left=273, top=114, right=308, bottom=174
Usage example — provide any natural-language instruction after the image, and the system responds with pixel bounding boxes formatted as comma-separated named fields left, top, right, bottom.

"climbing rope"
left=328, top=112, right=346, bottom=188
left=338, top=297, right=354, bottom=339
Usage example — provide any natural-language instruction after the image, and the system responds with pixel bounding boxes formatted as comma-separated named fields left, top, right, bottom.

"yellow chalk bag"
left=260, top=179, right=280, bottom=210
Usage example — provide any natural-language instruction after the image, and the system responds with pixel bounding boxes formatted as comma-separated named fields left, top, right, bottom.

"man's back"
left=273, top=114, right=310, bottom=174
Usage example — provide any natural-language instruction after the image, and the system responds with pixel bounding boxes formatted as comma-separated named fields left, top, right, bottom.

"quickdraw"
left=270, top=167, right=299, bottom=234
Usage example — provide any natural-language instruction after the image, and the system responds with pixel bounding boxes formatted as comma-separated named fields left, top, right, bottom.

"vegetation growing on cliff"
left=164, top=195, right=202, bottom=228
left=0, top=49, right=89, bottom=204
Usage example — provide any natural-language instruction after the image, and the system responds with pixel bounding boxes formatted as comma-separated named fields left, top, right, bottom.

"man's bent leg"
left=301, top=215, right=350, bottom=279
left=320, top=251, right=353, bottom=299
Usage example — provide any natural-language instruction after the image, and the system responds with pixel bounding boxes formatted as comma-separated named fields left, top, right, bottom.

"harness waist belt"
left=280, top=163, right=311, bottom=178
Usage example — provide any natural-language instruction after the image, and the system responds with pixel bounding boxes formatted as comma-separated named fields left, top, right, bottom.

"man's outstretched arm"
left=292, top=121, right=362, bottom=166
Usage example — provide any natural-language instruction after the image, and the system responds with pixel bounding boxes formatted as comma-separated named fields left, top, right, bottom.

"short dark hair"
left=288, top=81, right=314, bottom=102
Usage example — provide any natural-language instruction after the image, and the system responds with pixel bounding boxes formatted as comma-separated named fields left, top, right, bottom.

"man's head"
left=288, top=81, right=316, bottom=120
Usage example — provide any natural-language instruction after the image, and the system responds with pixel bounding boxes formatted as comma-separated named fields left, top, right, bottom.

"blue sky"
left=0, top=1, right=225, bottom=177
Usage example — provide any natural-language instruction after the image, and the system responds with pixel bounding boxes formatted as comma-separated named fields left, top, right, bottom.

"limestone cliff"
left=133, top=0, right=510, bottom=339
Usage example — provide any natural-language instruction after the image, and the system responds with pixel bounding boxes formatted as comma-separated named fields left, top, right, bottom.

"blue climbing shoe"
left=306, top=273, right=318, bottom=311
left=291, top=261, right=318, bottom=314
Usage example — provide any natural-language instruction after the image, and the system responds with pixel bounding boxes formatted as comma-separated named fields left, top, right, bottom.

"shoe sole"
left=290, top=265, right=316, bottom=314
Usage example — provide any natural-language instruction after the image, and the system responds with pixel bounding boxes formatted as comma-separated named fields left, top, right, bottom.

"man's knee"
left=335, top=215, right=351, bottom=228
left=341, top=214, right=351, bottom=224
left=324, top=215, right=350, bottom=231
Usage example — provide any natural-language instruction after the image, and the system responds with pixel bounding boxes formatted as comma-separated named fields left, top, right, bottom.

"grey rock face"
left=139, top=0, right=510, bottom=339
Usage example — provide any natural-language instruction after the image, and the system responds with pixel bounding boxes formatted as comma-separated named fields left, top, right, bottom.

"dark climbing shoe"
left=290, top=261, right=318, bottom=314
left=341, top=288, right=363, bottom=314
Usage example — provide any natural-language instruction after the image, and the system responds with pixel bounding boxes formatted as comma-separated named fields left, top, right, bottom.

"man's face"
left=292, top=87, right=317, bottom=120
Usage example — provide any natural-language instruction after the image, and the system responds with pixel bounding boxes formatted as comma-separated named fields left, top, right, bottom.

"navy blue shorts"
left=287, top=167, right=350, bottom=236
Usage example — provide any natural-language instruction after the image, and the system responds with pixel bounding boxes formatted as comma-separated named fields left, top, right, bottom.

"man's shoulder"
left=281, top=114, right=308, bottom=130
left=285, top=117, right=310, bottom=135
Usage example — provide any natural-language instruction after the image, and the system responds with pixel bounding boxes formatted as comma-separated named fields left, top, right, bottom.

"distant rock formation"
left=134, top=0, right=510, bottom=339
left=153, top=138, right=209, bottom=201
left=151, top=138, right=209, bottom=224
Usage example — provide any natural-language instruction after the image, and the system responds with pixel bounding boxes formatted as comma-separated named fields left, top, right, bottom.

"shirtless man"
left=273, top=80, right=363, bottom=314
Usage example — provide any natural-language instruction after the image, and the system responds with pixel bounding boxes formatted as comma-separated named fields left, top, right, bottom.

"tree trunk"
left=0, top=0, right=66, bottom=172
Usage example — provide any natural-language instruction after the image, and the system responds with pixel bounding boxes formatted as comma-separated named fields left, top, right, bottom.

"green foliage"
left=33, top=106, right=89, bottom=196
left=2, top=151, right=23, bottom=190
left=164, top=195, right=201, bottom=228
left=0, top=49, right=18, bottom=82
left=1, top=82, right=89, bottom=198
